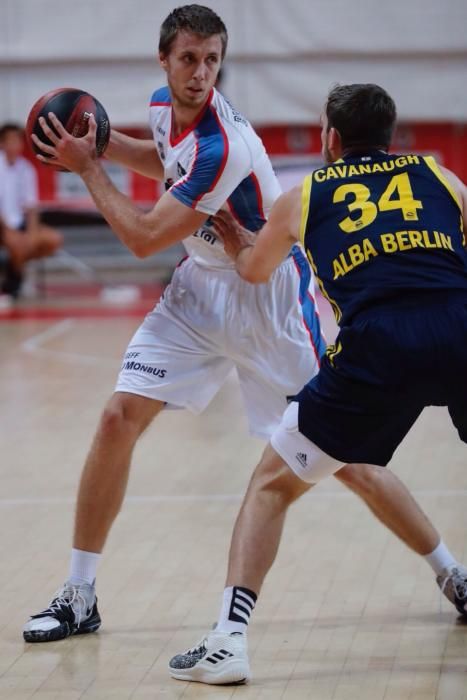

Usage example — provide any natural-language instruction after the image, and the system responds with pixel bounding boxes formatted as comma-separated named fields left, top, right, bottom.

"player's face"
left=1, top=131, right=24, bottom=161
left=161, top=31, right=223, bottom=109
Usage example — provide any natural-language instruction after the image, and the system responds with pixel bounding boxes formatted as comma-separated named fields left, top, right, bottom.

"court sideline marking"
left=20, top=318, right=118, bottom=367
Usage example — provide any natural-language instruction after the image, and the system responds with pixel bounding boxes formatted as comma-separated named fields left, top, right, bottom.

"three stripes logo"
left=206, top=648, right=234, bottom=665
left=296, top=452, right=308, bottom=469
left=228, top=586, right=257, bottom=625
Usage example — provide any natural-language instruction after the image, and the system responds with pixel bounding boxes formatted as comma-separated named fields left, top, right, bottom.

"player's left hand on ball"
left=32, top=112, right=98, bottom=174
left=212, top=210, right=256, bottom=259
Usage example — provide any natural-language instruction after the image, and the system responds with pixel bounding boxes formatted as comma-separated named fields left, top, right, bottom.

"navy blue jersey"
left=300, top=151, right=467, bottom=324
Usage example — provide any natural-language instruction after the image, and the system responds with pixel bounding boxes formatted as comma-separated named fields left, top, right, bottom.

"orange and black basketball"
left=26, top=88, right=110, bottom=165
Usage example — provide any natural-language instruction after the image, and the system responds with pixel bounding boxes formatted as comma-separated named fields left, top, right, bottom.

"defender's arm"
left=439, top=165, right=467, bottom=240
left=214, top=186, right=302, bottom=283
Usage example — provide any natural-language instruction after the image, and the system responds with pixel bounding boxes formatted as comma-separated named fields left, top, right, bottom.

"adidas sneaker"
left=436, top=564, right=467, bottom=617
left=23, top=581, right=101, bottom=643
left=169, top=629, right=250, bottom=684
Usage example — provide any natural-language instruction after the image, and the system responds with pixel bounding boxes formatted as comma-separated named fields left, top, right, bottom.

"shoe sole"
left=23, top=612, right=101, bottom=643
left=169, top=659, right=250, bottom=685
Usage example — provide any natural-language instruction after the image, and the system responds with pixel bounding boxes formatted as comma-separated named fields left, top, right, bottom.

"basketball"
left=25, top=88, right=110, bottom=165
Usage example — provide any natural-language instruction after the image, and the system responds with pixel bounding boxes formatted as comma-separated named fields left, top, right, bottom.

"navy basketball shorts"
left=294, top=299, right=467, bottom=466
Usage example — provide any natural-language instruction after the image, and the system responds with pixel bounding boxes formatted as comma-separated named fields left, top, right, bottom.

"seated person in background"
left=0, top=122, right=63, bottom=298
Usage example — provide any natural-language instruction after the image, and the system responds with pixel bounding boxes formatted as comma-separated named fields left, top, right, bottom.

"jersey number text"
left=333, top=173, right=423, bottom=234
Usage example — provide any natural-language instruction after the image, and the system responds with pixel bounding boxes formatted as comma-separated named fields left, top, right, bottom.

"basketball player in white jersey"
left=24, top=6, right=466, bottom=661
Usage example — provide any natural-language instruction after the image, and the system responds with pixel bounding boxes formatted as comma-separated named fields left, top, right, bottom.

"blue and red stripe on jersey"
left=227, top=172, right=266, bottom=231
left=169, top=102, right=229, bottom=209
left=150, top=86, right=172, bottom=107
left=292, top=246, right=327, bottom=363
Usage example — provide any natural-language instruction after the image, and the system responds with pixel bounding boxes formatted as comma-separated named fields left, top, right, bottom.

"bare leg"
left=334, top=464, right=439, bottom=555
left=168, top=444, right=298, bottom=682
left=226, top=444, right=310, bottom=593
left=73, top=391, right=164, bottom=552
left=2, top=225, right=63, bottom=278
left=2, top=228, right=30, bottom=271
left=28, top=224, right=63, bottom=259
left=224, top=455, right=441, bottom=593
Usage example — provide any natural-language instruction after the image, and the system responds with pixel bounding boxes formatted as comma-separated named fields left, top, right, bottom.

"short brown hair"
left=326, top=84, right=397, bottom=151
left=159, top=5, right=228, bottom=59
left=0, top=123, right=23, bottom=141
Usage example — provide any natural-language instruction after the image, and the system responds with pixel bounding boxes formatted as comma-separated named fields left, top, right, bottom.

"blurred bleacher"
left=37, top=211, right=184, bottom=291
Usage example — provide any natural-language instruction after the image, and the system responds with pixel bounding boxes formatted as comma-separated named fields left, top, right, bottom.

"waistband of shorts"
left=350, top=290, right=467, bottom=323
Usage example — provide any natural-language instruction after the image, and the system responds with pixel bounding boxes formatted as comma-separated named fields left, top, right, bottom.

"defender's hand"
left=212, top=210, right=256, bottom=260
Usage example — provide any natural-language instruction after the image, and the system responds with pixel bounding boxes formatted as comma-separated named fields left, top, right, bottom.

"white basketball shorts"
left=115, top=247, right=326, bottom=439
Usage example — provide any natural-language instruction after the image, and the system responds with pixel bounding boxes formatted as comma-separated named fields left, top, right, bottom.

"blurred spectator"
left=0, top=123, right=63, bottom=299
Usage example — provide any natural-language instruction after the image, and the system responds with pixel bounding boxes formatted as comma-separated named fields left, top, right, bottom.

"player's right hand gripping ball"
left=26, top=88, right=110, bottom=167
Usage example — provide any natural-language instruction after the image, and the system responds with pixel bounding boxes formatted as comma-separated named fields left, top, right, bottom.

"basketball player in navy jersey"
left=168, top=83, right=467, bottom=684
left=24, top=6, right=465, bottom=672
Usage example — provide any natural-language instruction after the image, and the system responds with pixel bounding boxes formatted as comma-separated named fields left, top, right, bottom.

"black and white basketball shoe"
left=169, top=629, right=250, bottom=684
left=437, top=564, right=467, bottom=617
left=23, top=581, right=100, bottom=642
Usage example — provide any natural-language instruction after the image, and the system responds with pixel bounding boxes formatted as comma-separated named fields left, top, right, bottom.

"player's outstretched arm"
left=32, top=113, right=208, bottom=257
left=75, top=168, right=208, bottom=257
left=214, top=186, right=301, bottom=283
left=105, top=130, right=164, bottom=182
left=439, top=165, right=467, bottom=239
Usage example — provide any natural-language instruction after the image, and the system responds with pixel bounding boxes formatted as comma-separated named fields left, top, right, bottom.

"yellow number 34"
left=333, top=173, right=423, bottom=234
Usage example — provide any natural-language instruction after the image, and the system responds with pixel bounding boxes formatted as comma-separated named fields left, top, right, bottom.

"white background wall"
left=2, top=0, right=467, bottom=126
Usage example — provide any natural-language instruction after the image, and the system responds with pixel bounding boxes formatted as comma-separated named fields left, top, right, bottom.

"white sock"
left=424, top=540, right=457, bottom=576
left=68, top=548, right=101, bottom=586
left=216, top=586, right=257, bottom=634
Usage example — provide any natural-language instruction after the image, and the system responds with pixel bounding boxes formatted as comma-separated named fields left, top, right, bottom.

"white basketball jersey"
left=149, top=86, right=282, bottom=268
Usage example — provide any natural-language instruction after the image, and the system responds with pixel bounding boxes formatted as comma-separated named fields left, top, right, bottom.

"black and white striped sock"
left=216, top=585, right=257, bottom=634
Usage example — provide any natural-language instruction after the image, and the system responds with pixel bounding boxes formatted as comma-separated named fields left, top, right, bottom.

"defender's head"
left=159, top=5, right=227, bottom=109
left=321, top=84, right=397, bottom=163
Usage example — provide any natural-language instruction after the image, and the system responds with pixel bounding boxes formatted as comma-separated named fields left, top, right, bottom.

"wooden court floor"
left=0, top=314, right=467, bottom=699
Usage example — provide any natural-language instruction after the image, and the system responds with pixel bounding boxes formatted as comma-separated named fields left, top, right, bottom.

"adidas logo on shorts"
left=296, top=452, right=308, bottom=468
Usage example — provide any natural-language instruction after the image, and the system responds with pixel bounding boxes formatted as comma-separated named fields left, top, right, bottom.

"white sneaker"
left=23, top=581, right=101, bottom=642
left=169, top=629, right=250, bottom=684
left=436, top=564, right=467, bottom=616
